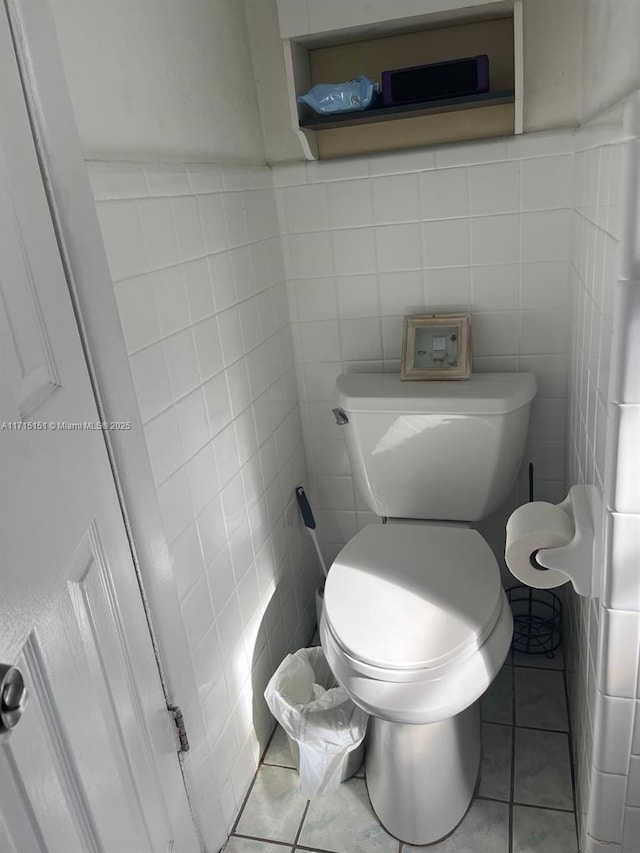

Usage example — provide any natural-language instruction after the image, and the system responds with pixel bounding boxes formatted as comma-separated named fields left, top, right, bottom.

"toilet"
left=320, top=371, right=536, bottom=845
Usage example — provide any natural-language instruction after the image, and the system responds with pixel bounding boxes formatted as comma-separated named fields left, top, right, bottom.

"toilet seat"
left=320, top=523, right=513, bottom=724
left=323, top=523, right=502, bottom=674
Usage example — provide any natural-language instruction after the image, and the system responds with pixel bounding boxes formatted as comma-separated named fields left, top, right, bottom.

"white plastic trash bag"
left=264, top=646, right=368, bottom=798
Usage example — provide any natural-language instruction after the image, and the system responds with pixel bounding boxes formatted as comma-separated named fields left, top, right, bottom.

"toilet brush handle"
left=295, top=486, right=316, bottom=529
left=295, top=486, right=329, bottom=578
left=309, top=529, right=329, bottom=579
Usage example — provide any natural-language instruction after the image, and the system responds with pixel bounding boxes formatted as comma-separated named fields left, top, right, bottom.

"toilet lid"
left=323, top=524, right=502, bottom=672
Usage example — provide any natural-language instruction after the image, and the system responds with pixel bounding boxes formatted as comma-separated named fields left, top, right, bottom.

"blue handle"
left=295, top=486, right=316, bottom=530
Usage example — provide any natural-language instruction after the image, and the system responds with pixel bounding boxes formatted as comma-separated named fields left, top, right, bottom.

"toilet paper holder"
left=533, top=485, right=600, bottom=598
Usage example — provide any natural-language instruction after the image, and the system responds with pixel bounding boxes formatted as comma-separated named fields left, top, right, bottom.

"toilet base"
left=365, top=702, right=481, bottom=845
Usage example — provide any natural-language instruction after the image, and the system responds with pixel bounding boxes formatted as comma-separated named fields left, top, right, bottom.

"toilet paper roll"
left=505, top=501, right=575, bottom=589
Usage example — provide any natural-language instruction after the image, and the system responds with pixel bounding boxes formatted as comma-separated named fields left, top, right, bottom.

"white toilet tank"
left=335, top=372, right=536, bottom=522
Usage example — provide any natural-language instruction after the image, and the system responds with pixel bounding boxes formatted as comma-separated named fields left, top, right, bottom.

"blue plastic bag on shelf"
left=298, top=76, right=379, bottom=115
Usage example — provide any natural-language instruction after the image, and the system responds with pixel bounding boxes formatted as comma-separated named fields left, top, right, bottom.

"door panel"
left=0, top=143, right=60, bottom=415
left=65, top=524, right=172, bottom=850
left=0, top=3, right=199, bottom=851
left=0, top=646, right=89, bottom=853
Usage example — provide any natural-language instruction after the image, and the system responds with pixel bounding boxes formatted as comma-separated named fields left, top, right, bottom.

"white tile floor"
left=224, top=648, right=577, bottom=853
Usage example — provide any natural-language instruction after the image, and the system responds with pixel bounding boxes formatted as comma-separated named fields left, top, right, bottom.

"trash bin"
left=264, top=646, right=368, bottom=798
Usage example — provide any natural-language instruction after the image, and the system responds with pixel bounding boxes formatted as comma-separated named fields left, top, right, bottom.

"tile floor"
left=224, top=647, right=577, bottom=853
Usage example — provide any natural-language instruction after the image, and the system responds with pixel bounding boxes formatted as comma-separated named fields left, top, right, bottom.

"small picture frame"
left=400, top=313, right=472, bottom=380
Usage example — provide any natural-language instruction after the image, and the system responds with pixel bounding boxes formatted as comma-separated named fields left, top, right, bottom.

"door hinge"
left=168, top=704, right=190, bottom=753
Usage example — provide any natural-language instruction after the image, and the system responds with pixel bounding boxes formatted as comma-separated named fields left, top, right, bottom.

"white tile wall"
left=91, top=161, right=319, bottom=833
left=274, top=132, right=575, bottom=570
left=89, top=122, right=640, bottom=853
left=566, top=130, right=617, bottom=851
left=566, top=108, right=640, bottom=852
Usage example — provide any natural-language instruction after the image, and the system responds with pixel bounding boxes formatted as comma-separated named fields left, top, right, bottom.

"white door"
left=0, top=5, right=200, bottom=852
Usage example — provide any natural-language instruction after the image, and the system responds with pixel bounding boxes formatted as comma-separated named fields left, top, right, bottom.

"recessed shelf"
left=275, top=2, right=523, bottom=159
left=299, top=89, right=515, bottom=131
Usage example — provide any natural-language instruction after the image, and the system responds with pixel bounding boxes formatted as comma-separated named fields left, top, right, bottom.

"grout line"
left=514, top=723, right=571, bottom=735
left=509, top=659, right=516, bottom=853
left=295, top=841, right=346, bottom=853
left=292, top=800, right=311, bottom=849
left=563, top=665, right=581, bottom=848
left=262, top=760, right=297, bottom=770
left=473, top=794, right=510, bottom=805
left=260, top=721, right=280, bottom=762
left=483, top=718, right=569, bottom=735
left=511, top=801, right=576, bottom=814
left=230, top=833, right=293, bottom=848
left=476, top=794, right=512, bottom=805
left=230, top=762, right=263, bottom=836
left=511, top=661, right=565, bottom=672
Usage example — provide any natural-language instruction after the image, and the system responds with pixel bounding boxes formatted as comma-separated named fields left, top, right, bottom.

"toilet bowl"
left=320, top=523, right=513, bottom=844
left=322, top=371, right=536, bottom=844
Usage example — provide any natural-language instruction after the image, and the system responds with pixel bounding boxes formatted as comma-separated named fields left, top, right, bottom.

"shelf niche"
left=290, top=13, right=520, bottom=159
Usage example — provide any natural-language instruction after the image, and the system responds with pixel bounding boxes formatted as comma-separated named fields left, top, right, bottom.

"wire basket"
left=506, top=586, right=562, bottom=657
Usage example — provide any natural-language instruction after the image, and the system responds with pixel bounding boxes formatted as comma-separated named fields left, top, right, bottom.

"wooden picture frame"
left=400, top=313, right=472, bottom=380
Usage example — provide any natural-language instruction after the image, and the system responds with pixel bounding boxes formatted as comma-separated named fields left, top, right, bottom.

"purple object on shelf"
left=381, top=54, right=490, bottom=107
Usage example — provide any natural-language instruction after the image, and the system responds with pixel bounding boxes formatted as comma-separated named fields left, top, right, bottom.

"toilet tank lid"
left=336, top=372, right=536, bottom=415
